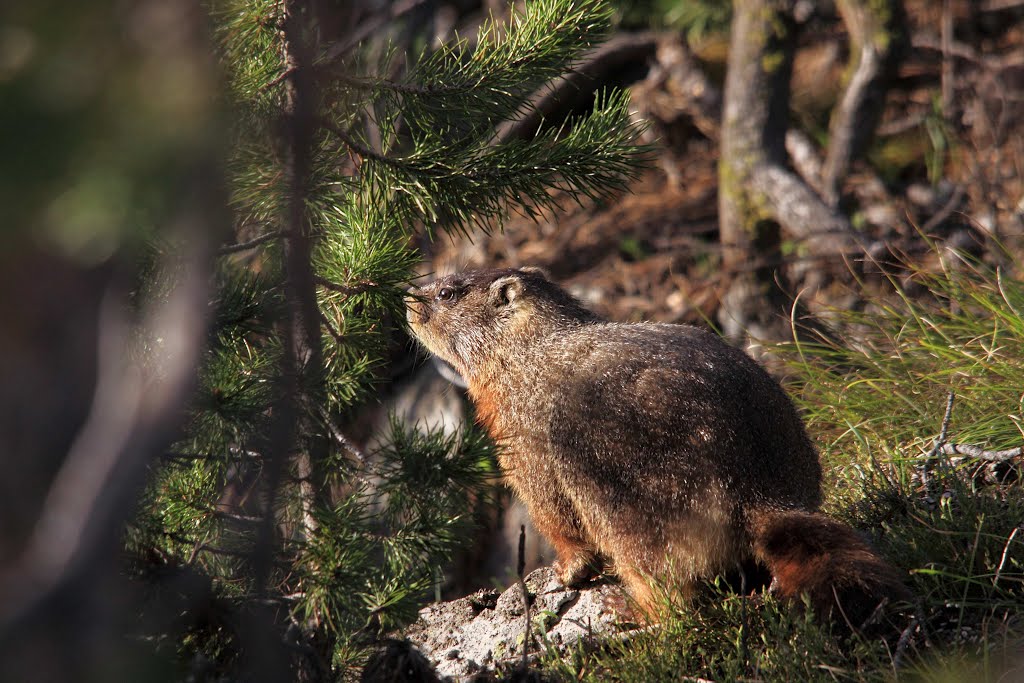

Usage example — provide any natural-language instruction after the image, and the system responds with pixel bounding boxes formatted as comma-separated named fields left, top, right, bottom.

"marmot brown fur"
left=406, top=267, right=908, bottom=625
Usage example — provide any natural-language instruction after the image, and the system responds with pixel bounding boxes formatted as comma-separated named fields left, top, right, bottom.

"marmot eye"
left=437, top=287, right=456, bottom=302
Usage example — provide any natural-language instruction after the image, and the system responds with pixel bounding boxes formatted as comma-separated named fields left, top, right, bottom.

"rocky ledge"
left=372, top=567, right=633, bottom=681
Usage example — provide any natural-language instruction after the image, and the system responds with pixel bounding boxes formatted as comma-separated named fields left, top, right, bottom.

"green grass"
left=533, top=251, right=1024, bottom=681
left=541, top=588, right=898, bottom=682
left=789, top=253, right=1023, bottom=457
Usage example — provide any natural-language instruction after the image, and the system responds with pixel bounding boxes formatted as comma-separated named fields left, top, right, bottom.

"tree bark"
left=718, top=0, right=864, bottom=346
left=719, top=0, right=797, bottom=344
left=821, top=0, right=907, bottom=207
left=281, top=0, right=329, bottom=541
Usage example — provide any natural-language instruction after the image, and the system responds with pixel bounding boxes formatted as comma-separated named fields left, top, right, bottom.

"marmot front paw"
left=554, top=553, right=601, bottom=587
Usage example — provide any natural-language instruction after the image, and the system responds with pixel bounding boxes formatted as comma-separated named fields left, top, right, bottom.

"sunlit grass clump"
left=785, top=252, right=1024, bottom=680
left=789, top=254, right=1023, bottom=459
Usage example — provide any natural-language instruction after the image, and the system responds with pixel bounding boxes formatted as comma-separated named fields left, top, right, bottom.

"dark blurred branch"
left=491, top=31, right=660, bottom=146
left=319, top=0, right=430, bottom=67
left=0, top=199, right=215, bottom=634
left=982, top=0, right=1024, bottom=8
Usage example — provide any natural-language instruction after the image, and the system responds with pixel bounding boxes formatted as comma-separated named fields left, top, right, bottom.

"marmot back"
left=407, top=267, right=908, bottom=626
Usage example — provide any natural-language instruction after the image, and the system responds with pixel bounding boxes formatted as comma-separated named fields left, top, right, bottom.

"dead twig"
left=518, top=524, right=531, bottom=671
left=892, top=612, right=921, bottom=670
left=319, top=310, right=346, bottom=347
left=916, top=393, right=1023, bottom=488
left=315, top=404, right=368, bottom=465
left=321, top=119, right=417, bottom=170
left=920, top=390, right=956, bottom=493
left=939, top=443, right=1024, bottom=462
left=993, top=527, right=1021, bottom=588
left=260, top=66, right=295, bottom=93
left=948, top=444, right=1023, bottom=485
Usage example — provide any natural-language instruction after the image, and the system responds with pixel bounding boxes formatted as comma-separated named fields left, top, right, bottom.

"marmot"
left=406, top=267, right=908, bottom=624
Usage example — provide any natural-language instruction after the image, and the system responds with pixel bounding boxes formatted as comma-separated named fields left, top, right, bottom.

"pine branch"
left=134, top=2, right=646, bottom=674
left=314, top=276, right=378, bottom=297
left=360, top=0, right=615, bottom=144
left=357, top=89, right=645, bottom=236
left=219, top=229, right=283, bottom=255
left=321, top=119, right=419, bottom=172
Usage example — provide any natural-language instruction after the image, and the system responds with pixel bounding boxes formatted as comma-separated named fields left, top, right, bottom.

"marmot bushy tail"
left=748, top=509, right=910, bottom=627
left=406, top=267, right=908, bottom=625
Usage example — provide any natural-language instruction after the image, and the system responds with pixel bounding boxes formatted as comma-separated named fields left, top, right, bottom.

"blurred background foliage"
left=0, top=1, right=224, bottom=259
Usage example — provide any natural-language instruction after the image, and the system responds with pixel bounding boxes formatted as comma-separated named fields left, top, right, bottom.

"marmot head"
left=406, top=267, right=595, bottom=379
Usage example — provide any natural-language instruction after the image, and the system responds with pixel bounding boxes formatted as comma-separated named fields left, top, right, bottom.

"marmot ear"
left=518, top=265, right=550, bottom=280
left=488, top=275, right=524, bottom=307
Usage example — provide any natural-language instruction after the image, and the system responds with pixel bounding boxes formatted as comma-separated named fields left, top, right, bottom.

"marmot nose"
left=404, top=285, right=424, bottom=305
left=405, top=287, right=430, bottom=325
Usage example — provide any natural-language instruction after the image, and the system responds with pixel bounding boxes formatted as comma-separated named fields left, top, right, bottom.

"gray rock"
left=401, top=567, right=630, bottom=681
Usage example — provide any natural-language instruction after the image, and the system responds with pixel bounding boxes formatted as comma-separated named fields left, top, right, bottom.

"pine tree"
left=125, top=0, right=644, bottom=678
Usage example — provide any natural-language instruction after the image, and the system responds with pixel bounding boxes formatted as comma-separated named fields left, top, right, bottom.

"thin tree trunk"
left=821, top=0, right=907, bottom=207
left=718, top=0, right=863, bottom=346
left=718, top=0, right=799, bottom=344
left=281, top=0, right=328, bottom=539
left=244, top=4, right=331, bottom=680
